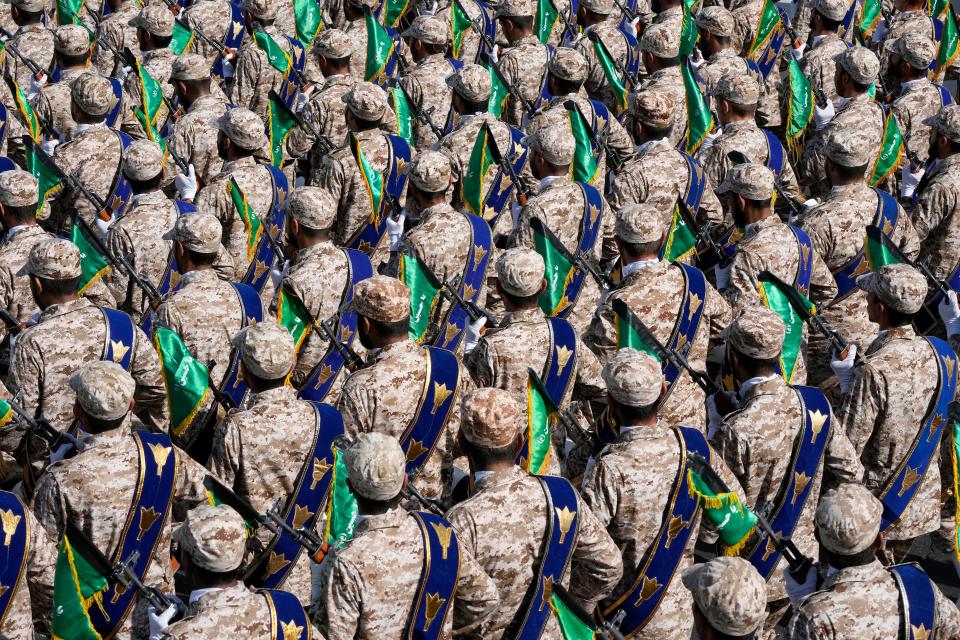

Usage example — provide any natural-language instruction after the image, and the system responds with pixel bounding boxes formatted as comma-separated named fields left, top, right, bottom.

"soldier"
left=32, top=361, right=208, bottom=640
left=915, top=105, right=960, bottom=282
left=887, top=34, right=943, bottom=168
left=832, top=264, right=955, bottom=563
left=495, top=0, right=550, bottom=127
left=92, top=0, right=141, bottom=76
left=4, top=0, right=54, bottom=91
left=798, top=128, right=918, bottom=384
left=576, top=0, right=638, bottom=111
left=581, top=349, right=744, bottom=638
left=398, top=15, right=455, bottom=149
left=634, top=24, right=685, bottom=146
left=880, top=0, right=960, bottom=81
left=341, top=0, right=376, bottom=81
left=154, top=503, right=313, bottom=638
left=789, top=484, right=960, bottom=639
left=166, top=54, right=230, bottom=187
left=445, top=387, right=623, bottom=638
left=512, top=124, right=613, bottom=337
left=585, top=203, right=731, bottom=428
left=32, top=25, right=96, bottom=142
left=121, top=4, right=176, bottom=140
left=694, top=7, right=750, bottom=96
left=337, top=275, right=472, bottom=503
left=465, top=248, right=606, bottom=474
left=8, top=238, right=167, bottom=433
left=682, top=557, right=768, bottom=640
left=208, top=323, right=333, bottom=604
left=798, top=0, right=849, bottom=105
left=313, top=432, right=501, bottom=639
left=711, top=307, right=862, bottom=622
left=233, top=0, right=295, bottom=120
left=0, top=488, right=55, bottom=639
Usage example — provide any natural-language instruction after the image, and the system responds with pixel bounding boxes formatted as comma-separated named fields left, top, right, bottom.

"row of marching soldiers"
left=0, top=0, right=955, bottom=632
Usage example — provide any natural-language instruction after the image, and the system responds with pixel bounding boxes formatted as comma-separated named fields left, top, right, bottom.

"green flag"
left=859, top=0, right=882, bottom=39
left=532, top=221, right=573, bottom=316
left=52, top=535, right=109, bottom=640
left=351, top=135, right=386, bottom=231
left=170, top=21, right=194, bottom=55
left=757, top=277, right=813, bottom=384
left=10, top=78, right=40, bottom=142
left=384, top=0, right=411, bottom=28
left=593, top=36, right=628, bottom=115
left=365, top=10, right=396, bottom=83
left=785, top=58, right=814, bottom=149
left=679, top=1, right=698, bottom=57
left=55, top=0, right=84, bottom=24
left=461, top=123, right=496, bottom=216
left=70, top=222, right=110, bottom=294
left=687, top=468, right=757, bottom=554
left=868, top=110, right=903, bottom=186
left=228, top=177, right=263, bottom=264
left=294, top=0, right=323, bottom=45
left=567, top=105, right=599, bottom=184
left=930, top=0, right=948, bottom=19
left=134, top=107, right=168, bottom=159
left=324, top=447, right=359, bottom=546
left=535, top=0, right=559, bottom=43
left=865, top=226, right=901, bottom=270
left=154, top=326, right=211, bottom=437
left=0, top=399, right=12, bottom=428
left=551, top=595, right=595, bottom=640
left=133, top=59, right=164, bottom=126
left=276, top=286, right=313, bottom=355
left=682, top=62, right=713, bottom=154
left=399, top=252, right=442, bottom=342
left=612, top=302, right=661, bottom=358
left=389, top=87, right=415, bottom=146
left=266, top=92, right=298, bottom=168
left=659, top=204, right=697, bottom=262
left=25, top=141, right=63, bottom=215
left=451, top=0, right=474, bottom=59
left=746, top=0, right=782, bottom=59
left=485, top=60, right=510, bottom=117
left=937, top=8, right=959, bottom=73
left=525, top=370, right=556, bottom=475
left=254, top=30, right=292, bottom=73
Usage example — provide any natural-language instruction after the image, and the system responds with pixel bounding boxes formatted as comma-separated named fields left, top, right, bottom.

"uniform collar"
left=294, top=240, right=338, bottom=264
left=620, top=257, right=660, bottom=280
left=131, top=190, right=168, bottom=207
left=419, top=202, right=458, bottom=223
left=5, top=224, right=42, bottom=242
left=354, top=505, right=409, bottom=535
left=250, top=384, right=298, bottom=406
left=372, top=338, right=420, bottom=363
left=539, top=174, right=569, bottom=192
left=180, top=268, right=221, bottom=286
left=471, top=465, right=527, bottom=493
left=503, top=306, right=545, bottom=325
left=828, top=182, right=870, bottom=198
left=40, top=296, right=94, bottom=321
left=742, top=213, right=780, bottom=238
left=188, top=94, right=226, bottom=114
left=617, top=419, right=672, bottom=441
left=511, top=34, right=542, bottom=48
left=709, top=48, right=738, bottom=62
left=721, top=119, right=756, bottom=135
left=821, top=559, right=888, bottom=590
left=869, top=324, right=917, bottom=353
left=900, top=77, right=932, bottom=94
left=738, top=373, right=782, bottom=401
left=221, top=155, right=257, bottom=174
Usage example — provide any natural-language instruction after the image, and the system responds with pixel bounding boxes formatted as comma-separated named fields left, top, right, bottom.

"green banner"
left=389, top=87, right=415, bottom=146
left=593, top=37, right=628, bottom=114
left=659, top=204, right=697, bottom=262
left=534, top=0, right=559, bottom=43
left=26, top=143, right=63, bottom=215
left=865, top=230, right=901, bottom=270
left=568, top=106, right=599, bottom=184
left=267, top=93, right=298, bottom=167
left=365, top=11, right=396, bottom=83
left=325, top=447, right=359, bottom=546
left=351, top=135, right=385, bottom=226
left=134, top=59, right=164, bottom=126
left=868, top=110, right=903, bottom=186
left=679, top=1, right=698, bottom=57
left=70, top=222, right=110, bottom=294
left=154, top=326, right=211, bottom=437
left=758, top=279, right=811, bottom=383
left=552, top=595, right=595, bottom=640
left=683, top=62, right=713, bottom=154
left=688, top=468, right=757, bottom=554
left=399, top=252, right=442, bottom=342
left=937, top=8, right=959, bottom=73
left=451, top=0, right=474, bottom=59
left=11, top=78, right=40, bottom=142
left=746, top=0, right=781, bottom=59
left=56, top=0, right=84, bottom=24
left=785, top=58, right=813, bottom=148
left=294, top=0, right=323, bottom=45
left=51, top=535, right=109, bottom=640
left=171, top=21, right=194, bottom=55
left=384, top=0, right=411, bottom=28
left=485, top=60, right=510, bottom=117
left=276, top=286, right=313, bottom=354
left=525, top=370, right=555, bottom=474
left=532, top=223, right=573, bottom=316
left=228, top=177, right=263, bottom=263
left=461, top=123, right=496, bottom=216
left=254, top=30, right=292, bottom=73
left=0, top=399, right=12, bottom=427
left=859, top=0, right=882, bottom=39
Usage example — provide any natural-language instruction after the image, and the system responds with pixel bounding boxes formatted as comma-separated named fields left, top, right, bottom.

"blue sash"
left=474, top=0, right=497, bottom=61
left=681, top=152, right=706, bottom=212
left=599, top=426, right=708, bottom=635
left=890, top=564, right=938, bottom=640
left=485, top=125, right=528, bottom=227
left=140, top=200, right=195, bottom=337
left=432, top=213, right=492, bottom=352
left=101, top=307, right=136, bottom=371
left=247, top=402, right=344, bottom=589
left=0, top=491, right=29, bottom=627
left=514, top=475, right=579, bottom=640
left=744, top=386, right=831, bottom=579
left=104, top=130, right=135, bottom=220
left=220, top=282, right=264, bottom=406
left=930, top=17, right=945, bottom=72
left=552, top=183, right=604, bottom=319
left=105, top=78, right=123, bottom=129
left=298, top=249, right=373, bottom=402
left=763, top=128, right=785, bottom=179
left=212, top=0, right=245, bottom=81
left=790, top=225, right=814, bottom=297
left=400, top=347, right=461, bottom=477
left=346, top=134, right=412, bottom=254
left=406, top=512, right=461, bottom=640
left=277, top=36, right=308, bottom=109
left=0, top=103, right=8, bottom=150
left=86, top=432, right=178, bottom=637
left=242, top=164, right=288, bottom=294
left=937, top=84, right=954, bottom=107
left=0, top=157, right=15, bottom=172
left=832, top=189, right=899, bottom=301
left=659, top=263, right=707, bottom=399
left=261, top=589, right=311, bottom=640
left=696, top=225, right=742, bottom=271
left=751, top=10, right=788, bottom=79
left=879, top=337, right=958, bottom=531
left=618, top=25, right=641, bottom=81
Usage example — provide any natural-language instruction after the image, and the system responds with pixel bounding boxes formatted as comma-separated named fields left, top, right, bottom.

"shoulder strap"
left=789, top=225, right=814, bottom=297
left=0, top=491, right=29, bottom=626
left=405, top=512, right=461, bottom=640
left=212, top=0, right=245, bottom=80
left=101, top=307, right=136, bottom=371
left=832, top=189, right=901, bottom=301
left=105, top=78, right=123, bottom=128
left=889, top=563, right=938, bottom=640
left=241, top=164, right=287, bottom=294
left=657, top=263, right=707, bottom=400
left=104, top=130, right=135, bottom=220
left=551, top=183, right=604, bottom=320
left=542, top=317, right=577, bottom=404
left=399, top=346, right=461, bottom=477
left=680, top=152, right=707, bottom=213
left=484, top=125, right=528, bottom=227
left=762, top=128, right=786, bottom=178
left=432, top=212, right=492, bottom=352
left=219, top=283, right=265, bottom=406
left=260, top=588, right=311, bottom=640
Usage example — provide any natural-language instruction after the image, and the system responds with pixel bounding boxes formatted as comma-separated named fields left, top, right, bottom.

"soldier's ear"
left=537, top=278, right=547, bottom=296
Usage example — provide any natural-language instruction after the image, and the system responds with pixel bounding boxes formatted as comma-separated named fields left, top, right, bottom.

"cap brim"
left=680, top=563, right=705, bottom=590
left=855, top=272, right=878, bottom=294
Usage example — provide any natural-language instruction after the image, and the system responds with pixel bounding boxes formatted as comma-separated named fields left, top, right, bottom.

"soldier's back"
left=49, top=124, right=122, bottom=234
left=181, top=0, right=232, bottom=66
left=915, top=155, right=960, bottom=279
left=801, top=34, right=847, bottom=103
left=163, top=583, right=274, bottom=639
left=498, top=34, right=549, bottom=126
left=33, top=68, right=86, bottom=140
left=8, top=24, right=54, bottom=89
left=234, top=25, right=290, bottom=118
left=399, top=54, right=456, bottom=148
left=0, top=225, right=50, bottom=324
left=578, top=21, right=634, bottom=111
left=167, top=94, right=228, bottom=186
left=892, top=78, right=943, bottom=164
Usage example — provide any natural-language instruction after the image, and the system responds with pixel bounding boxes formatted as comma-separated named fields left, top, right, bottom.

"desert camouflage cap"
left=12, top=0, right=45, bottom=12
left=715, top=162, right=774, bottom=200
left=632, top=87, right=676, bottom=129
left=448, top=63, right=492, bottom=102
left=639, top=23, right=680, bottom=58
left=174, top=503, right=247, bottom=572
left=217, top=107, right=269, bottom=151
left=345, top=0, right=378, bottom=8
left=285, top=186, right=337, bottom=230
left=695, top=6, right=735, bottom=37
left=615, top=202, right=668, bottom=244
left=350, top=275, right=410, bottom=323
left=923, top=104, right=960, bottom=144
left=496, top=0, right=534, bottom=18
left=603, top=348, right=664, bottom=407
left=314, top=29, right=354, bottom=59
left=712, top=73, right=759, bottom=106
left=342, top=81, right=388, bottom=122
left=816, top=483, right=882, bottom=555
left=0, top=170, right=38, bottom=208
left=71, top=72, right=117, bottom=116
left=823, top=126, right=873, bottom=166
left=69, top=361, right=136, bottom=421
left=401, top=15, right=449, bottom=45
left=405, top=151, right=452, bottom=193
left=581, top=0, right=615, bottom=15
left=21, top=238, right=82, bottom=280
left=856, top=262, right=928, bottom=314
left=834, top=46, right=879, bottom=85
left=885, top=33, right=936, bottom=70
left=548, top=48, right=588, bottom=83
left=460, top=387, right=524, bottom=448
left=243, top=0, right=279, bottom=20
left=811, top=0, right=847, bottom=21
left=129, top=5, right=174, bottom=37
left=723, top=305, right=785, bottom=360
left=682, top=557, right=767, bottom=636
left=171, top=54, right=210, bottom=81
left=123, top=139, right=165, bottom=181
left=173, top=212, right=222, bottom=254
left=496, top=248, right=545, bottom=297
left=233, top=322, right=295, bottom=380
left=526, top=124, right=575, bottom=166
left=344, top=432, right=407, bottom=500
left=55, top=25, right=92, bottom=56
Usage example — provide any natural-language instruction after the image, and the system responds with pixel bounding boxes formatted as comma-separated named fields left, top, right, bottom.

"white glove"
left=117, top=65, right=132, bottom=83
left=939, top=290, right=960, bottom=337
left=463, top=316, right=486, bottom=354
left=714, top=261, right=733, bottom=290
left=221, top=59, right=235, bottom=78
left=270, top=259, right=290, bottom=291
left=783, top=563, right=818, bottom=607
left=813, top=99, right=835, bottom=130
left=95, top=214, right=113, bottom=240
left=294, top=90, right=310, bottom=113
left=175, top=163, right=198, bottom=201
left=829, top=343, right=857, bottom=394
left=148, top=603, right=178, bottom=640
left=40, top=138, right=59, bottom=157
left=900, top=162, right=925, bottom=199
left=687, top=48, right=705, bottom=71
left=790, top=43, right=806, bottom=61
left=871, top=19, right=889, bottom=42
left=27, top=72, right=47, bottom=100
left=699, top=130, right=721, bottom=155
left=386, top=212, right=405, bottom=251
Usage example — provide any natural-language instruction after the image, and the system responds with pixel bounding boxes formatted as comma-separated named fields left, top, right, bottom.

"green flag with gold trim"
left=535, top=0, right=560, bottom=43
left=462, top=122, right=497, bottom=216
left=687, top=468, right=757, bottom=554
left=567, top=104, right=599, bottom=184
left=399, top=251, right=442, bottom=342
left=756, top=274, right=813, bottom=384
left=525, top=369, right=555, bottom=475
left=266, top=92, right=298, bottom=167
left=71, top=221, right=110, bottom=294
left=682, top=62, right=713, bottom=154
left=51, top=535, right=109, bottom=640
left=868, top=109, right=903, bottom=186
left=254, top=30, right=292, bottom=73
left=365, top=10, right=396, bottom=83
left=746, top=0, right=782, bottom=58
left=451, top=0, right=475, bottom=59
left=154, top=326, right=211, bottom=437
left=593, top=36, right=628, bottom=115
left=294, top=0, right=323, bottom=44
left=937, top=8, right=959, bottom=74
left=325, top=447, right=359, bottom=546
left=785, top=58, right=814, bottom=149
left=276, top=285, right=313, bottom=355
left=171, top=21, right=194, bottom=55
left=227, top=177, right=263, bottom=264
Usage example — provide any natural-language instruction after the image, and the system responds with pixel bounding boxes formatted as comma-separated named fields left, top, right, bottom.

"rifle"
left=865, top=224, right=951, bottom=298
left=402, top=246, right=500, bottom=329
left=550, top=0, right=579, bottom=44
left=676, top=197, right=733, bottom=268
left=0, top=309, right=24, bottom=336
left=525, top=370, right=604, bottom=451
left=65, top=520, right=176, bottom=613
left=397, top=84, right=446, bottom=140
left=610, top=298, right=721, bottom=396
left=478, top=51, right=538, bottom=120
left=203, top=360, right=239, bottom=411
left=4, top=77, right=57, bottom=139
left=727, top=150, right=804, bottom=220
left=531, top=218, right=614, bottom=291
left=190, top=21, right=238, bottom=61
left=267, top=90, right=337, bottom=155
left=2, top=398, right=83, bottom=453
left=167, top=145, right=190, bottom=174
left=482, top=120, right=533, bottom=206
left=586, top=30, right=633, bottom=86
left=401, top=481, right=446, bottom=515
left=563, top=99, right=626, bottom=172
left=0, top=27, right=47, bottom=81
left=315, top=313, right=364, bottom=371
left=553, top=585, right=626, bottom=640
left=611, top=0, right=637, bottom=22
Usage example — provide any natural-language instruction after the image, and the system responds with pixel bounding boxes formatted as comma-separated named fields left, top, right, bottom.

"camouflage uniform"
left=92, top=0, right=139, bottom=76
left=577, top=20, right=635, bottom=112
left=121, top=46, right=176, bottom=140
left=5, top=22, right=55, bottom=91
left=162, top=585, right=278, bottom=639
left=234, top=17, right=295, bottom=120
left=166, top=87, right=230, bottom=187
left=497, top=32, right=550, bottom=128
left=635, top=65, right=685, bottom=146
left=914, top=107, right=960, bottom=280
left=697, top=51, right=751, bottom=98
left=0, top=500, right=56, bottom=640
left=683, top=557, right=768, bottom=638
left=180, top=0, right=233, bottom=68
left=800, top=34, right=848, bottom=105
left=398, top=16, right=456, bottom=149
left=32, top=66, right=88, bottom=142
left=888, top=35, right=943, bottom=165
left=0, top=225, right=51, bottom=334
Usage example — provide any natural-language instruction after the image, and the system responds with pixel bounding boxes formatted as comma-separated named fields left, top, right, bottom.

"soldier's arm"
left=598, top=196, right=617, bottom=265
left=568, top=491, right=624, bottom=611
left=705, top=281, right=733, bottom=344
left=315, top=557, right=363, bottom=640
left=579, top=454, right=618, bottom=530
left=892, top=204, right=921, bottom=260
left=233, top=48, right=263, bottom=113
left=711, top=419, right=750, bottom=484
left=451, top=546, right=500, bottom=639
left=207, top=417, right=241, bottom=490
left=572, top=335, right=606, bottom=403
left=336, top=379, right=370, bottom=438
left=606, top=164, right=644, bottom=211
left=7, top=332, right=41, bottom=422
left=583, top=296, right=617, bottom=363
left=836, top=362, right=884, bottom=457
left=285, top=97, right=321, bottom=160
left=779, top=159, right=803, bottom=202
left=787, top=602, right=830, bottom=640
left=173, top=447, right=213, bottom=521
left=823, top=413, right=865, bottom=490
left=934, top=582, right=960, bottom=640
left=698, top=183, right=725, bottom=227
left=603, top=115, right=636, bottom=170
left=130, top=326, right=171, bottom=431
left=723, top=250, right=762, bottom=310
left=808, top=247, right=839, bottom=307
left=26, top=510, right=57, bottom=633
left=29, top=472, right=65, bottom=540
left=912, top=180, right=953, bottom=244
left=106, top=226, right=134, bottom=310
